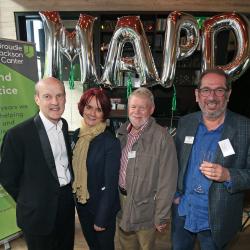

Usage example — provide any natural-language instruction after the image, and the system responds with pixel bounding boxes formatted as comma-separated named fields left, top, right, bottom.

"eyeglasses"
left=198, top=87, right=229, bottom=97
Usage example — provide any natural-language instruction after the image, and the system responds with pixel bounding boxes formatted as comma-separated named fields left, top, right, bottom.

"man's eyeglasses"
left=198, top=87, right=229, bottom=97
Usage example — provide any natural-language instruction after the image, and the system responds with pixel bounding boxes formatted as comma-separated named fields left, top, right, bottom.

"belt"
left=119, top=186, right=127, bottom=196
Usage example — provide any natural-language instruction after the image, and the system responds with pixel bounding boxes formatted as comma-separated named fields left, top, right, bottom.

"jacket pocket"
left=131, top=197, right=155, bottom=224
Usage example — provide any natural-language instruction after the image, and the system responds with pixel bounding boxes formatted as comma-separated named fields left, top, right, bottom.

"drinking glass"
left=193, top=151, right=214, bottom=194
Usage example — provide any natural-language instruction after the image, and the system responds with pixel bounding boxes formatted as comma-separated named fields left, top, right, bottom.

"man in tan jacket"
left=117, top=87, right=178, bottom=250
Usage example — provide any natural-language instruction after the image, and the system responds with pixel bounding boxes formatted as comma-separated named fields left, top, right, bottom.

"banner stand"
left=0, top=232, right=22, bottom=250
left=0, top=38, right=38, bottom=248
left=0, top=185, right=22, bottom=249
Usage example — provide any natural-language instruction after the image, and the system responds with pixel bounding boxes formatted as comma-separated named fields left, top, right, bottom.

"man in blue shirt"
left=172, top=68, right=250, bottom=249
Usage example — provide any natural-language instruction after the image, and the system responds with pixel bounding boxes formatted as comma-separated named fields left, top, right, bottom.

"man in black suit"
left=0, top=77, right=75, bottom=250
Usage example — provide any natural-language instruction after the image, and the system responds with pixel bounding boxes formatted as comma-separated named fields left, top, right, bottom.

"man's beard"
left=199, top=100, right=228, bottom=119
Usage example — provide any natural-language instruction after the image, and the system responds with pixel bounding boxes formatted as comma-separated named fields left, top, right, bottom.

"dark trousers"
left=171, top=203, right=226, bottom=250
left=76, top=202, right=116, bottom=250
left=23, top=185, right=75, bottom=250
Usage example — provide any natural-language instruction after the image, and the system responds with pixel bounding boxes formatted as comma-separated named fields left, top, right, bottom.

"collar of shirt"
left=39, top=111, right=63, bottom=132
left=127, top=120, right=149, bottom=138
left=199, top=119, right=224, bottom=134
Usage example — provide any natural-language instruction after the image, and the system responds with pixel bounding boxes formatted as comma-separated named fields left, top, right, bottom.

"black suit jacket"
left=175, top=110, right=250, bottom=247
left=0, top=114, right=74, bottom=235
left=72, top=129, right=121, bottom=227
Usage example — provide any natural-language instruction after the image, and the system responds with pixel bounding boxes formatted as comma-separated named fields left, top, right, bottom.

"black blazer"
left=0, top=114, right=74, bottom=235
left=72, top=129, right=121, bottom=227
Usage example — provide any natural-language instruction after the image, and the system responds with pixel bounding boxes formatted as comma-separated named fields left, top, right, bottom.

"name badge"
left=184, top=136, right=194, bottom=144
left=218, top=139, right=235, bottom=157
left=128, top=151, right=136, bottom=159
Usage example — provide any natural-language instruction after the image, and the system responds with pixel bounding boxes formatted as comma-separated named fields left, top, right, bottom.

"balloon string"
left=126, top=72, right=133, bottom=98
left=58, top=55, right=63, bottom=81
left=69, top=63, right=74, bottom=90
left=170, top=84, right=177, bottom=129
left=172, top=84, right=177, bottom=112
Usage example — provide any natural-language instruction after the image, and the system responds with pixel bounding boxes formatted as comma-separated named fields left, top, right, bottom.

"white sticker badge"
left=128, top=151, right=136, bottom=159
left=218, top=139, right=235, bottom=157
left=184, top=136, right=194, bottom=144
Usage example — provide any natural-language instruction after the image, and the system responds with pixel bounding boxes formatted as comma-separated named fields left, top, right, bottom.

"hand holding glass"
left=193, top=151, right=214, bottom=194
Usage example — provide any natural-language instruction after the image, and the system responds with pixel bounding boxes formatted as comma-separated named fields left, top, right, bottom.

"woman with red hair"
left=71, top=88, right=121, bottom=250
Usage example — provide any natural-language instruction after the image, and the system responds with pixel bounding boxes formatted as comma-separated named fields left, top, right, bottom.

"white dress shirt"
left=39, top=111, right=71, bottom=186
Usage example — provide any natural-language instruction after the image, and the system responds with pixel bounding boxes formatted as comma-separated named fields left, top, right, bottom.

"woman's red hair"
left=78, top=88, right=111, bottom=120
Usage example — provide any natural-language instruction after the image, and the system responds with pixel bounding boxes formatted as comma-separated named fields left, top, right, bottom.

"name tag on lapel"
left=128, top=151, right=136, bottom=159
left=184, top=136, right=194, bottom=144
left=219, top=139, right=235, bottom=157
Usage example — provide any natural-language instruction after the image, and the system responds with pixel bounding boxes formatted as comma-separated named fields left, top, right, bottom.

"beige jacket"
left=117, top=117, right=178, bottom=231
